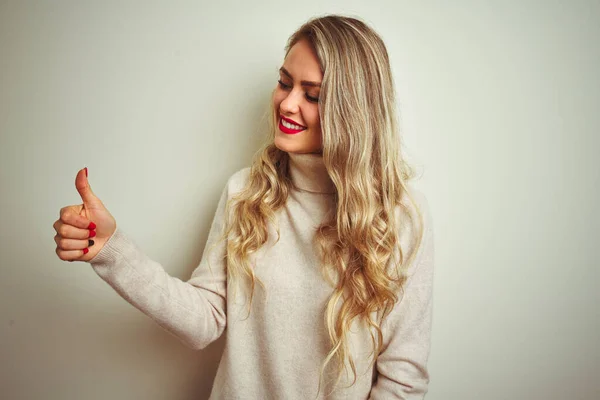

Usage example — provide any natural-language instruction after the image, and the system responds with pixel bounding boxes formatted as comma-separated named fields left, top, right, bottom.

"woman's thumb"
left=75, top=167, right=102, bottom=207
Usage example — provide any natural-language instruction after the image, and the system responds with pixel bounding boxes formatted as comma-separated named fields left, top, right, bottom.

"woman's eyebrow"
left=279, top=67, right=321, bottom=88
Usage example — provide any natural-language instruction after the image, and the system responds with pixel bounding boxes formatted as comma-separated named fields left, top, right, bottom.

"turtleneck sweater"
left=89, top=152, right=435, bottom=400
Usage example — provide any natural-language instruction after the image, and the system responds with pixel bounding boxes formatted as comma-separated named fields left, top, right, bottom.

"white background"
left=0, top=1, right=598, bottom=399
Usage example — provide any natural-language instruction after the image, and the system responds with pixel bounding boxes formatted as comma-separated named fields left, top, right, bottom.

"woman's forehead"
left=282, top=40, right=323, bottom=80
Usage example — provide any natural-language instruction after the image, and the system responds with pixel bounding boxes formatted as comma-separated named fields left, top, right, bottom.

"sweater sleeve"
left=88, top=177, right=235, bottom=351
left=369, top=191, right=435, bottom=399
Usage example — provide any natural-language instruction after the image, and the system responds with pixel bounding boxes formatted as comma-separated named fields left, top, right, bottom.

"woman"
left=53, top=14, right=434, bottom=399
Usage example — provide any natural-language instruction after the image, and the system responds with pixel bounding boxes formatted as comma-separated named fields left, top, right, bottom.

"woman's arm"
left=88, top=177, right=237, bottom=350
left=369, top=192, right=435, bottom=399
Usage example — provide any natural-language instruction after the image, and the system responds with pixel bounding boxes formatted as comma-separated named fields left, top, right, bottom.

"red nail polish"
left=88, top=222, right=96, bottom=230
left=85, top=167, right=88, bottom=177
left=89, top=230, right=96, bottom=238
left=83, top=248, right=89, bottom=255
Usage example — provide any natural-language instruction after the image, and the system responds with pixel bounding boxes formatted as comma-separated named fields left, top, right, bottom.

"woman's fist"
left=53, top=167, right=117, bottom=263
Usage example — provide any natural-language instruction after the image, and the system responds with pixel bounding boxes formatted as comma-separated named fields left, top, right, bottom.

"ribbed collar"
left=288, top=152, right=336, bottom=195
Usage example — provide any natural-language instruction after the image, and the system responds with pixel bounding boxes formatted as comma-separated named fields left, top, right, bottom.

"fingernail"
left=88, top=239, right=95, bottom=246
left=85, top=167, right=88, bottom=177
left=89, top=230, right=96, bottom=238
left=88, top=222, right=96, bottom=230
left=83, top=248, right=89, bottom=255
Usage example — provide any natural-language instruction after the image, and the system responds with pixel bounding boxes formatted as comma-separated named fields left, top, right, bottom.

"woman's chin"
left=273, top=135, right=296, bottom=152
left=274, top=133, right=322, bottom=154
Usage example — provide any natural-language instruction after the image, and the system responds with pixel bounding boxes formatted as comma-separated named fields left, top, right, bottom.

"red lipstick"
left=279, top=115, right=307, bottom=135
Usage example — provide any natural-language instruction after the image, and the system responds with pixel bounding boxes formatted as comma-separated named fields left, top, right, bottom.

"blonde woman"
left=53, top=14, right=435, bottom=400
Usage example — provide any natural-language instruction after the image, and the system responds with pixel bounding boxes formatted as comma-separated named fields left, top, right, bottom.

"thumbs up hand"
left=53, top=167, right=117, bottom=263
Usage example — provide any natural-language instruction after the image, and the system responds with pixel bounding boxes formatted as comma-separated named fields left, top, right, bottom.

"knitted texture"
left=90, top=152, right=435, bottom=399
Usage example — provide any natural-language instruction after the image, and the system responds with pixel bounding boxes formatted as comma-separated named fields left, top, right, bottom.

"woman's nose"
left=280, top=90, right=302, bottom=114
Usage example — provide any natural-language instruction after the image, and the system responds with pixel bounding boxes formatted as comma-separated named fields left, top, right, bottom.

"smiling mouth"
left=279, top=117, right=306, bottom=134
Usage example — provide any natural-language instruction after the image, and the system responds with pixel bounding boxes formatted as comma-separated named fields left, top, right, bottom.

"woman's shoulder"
left=397, top=183, right=431, bottom=224
left=224, top=166, right=252, bottom=197
left=394, top=183, right=434, bottom=267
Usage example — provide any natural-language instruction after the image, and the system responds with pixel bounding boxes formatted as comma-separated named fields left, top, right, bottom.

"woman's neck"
left=287, top=152, right=336, bottom=194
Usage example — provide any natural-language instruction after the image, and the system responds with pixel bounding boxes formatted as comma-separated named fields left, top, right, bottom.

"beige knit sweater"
left=89, top=152, right=435, bottom=399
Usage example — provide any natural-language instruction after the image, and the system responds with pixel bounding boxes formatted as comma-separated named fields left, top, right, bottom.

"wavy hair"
left=208, top=14, right=425, bottom=398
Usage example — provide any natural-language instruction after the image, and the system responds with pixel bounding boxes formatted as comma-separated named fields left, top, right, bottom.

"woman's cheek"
left=308, top=109, right=320, bottom=130
left=272, top=88, right=283, bottom=105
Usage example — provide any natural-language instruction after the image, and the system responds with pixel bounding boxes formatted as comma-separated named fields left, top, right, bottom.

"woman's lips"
left=279, top=117, right=306, bottom=134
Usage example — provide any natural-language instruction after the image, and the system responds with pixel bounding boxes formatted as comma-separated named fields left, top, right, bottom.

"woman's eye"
left=278, top=80, right=319, bottom=103
left=305, top=94, right=319, bottom=103
left=278, top=80, right=291, bottom=89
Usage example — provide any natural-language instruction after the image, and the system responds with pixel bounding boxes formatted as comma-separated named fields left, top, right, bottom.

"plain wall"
left=0, top=1, right=598, bottom=399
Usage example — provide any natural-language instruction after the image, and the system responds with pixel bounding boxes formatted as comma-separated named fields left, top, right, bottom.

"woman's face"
left=273, top=39, right=323, bottom=154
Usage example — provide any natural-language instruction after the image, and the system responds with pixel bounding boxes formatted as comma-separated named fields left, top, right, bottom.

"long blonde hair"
left=209, top=14, right=425, bottom=397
